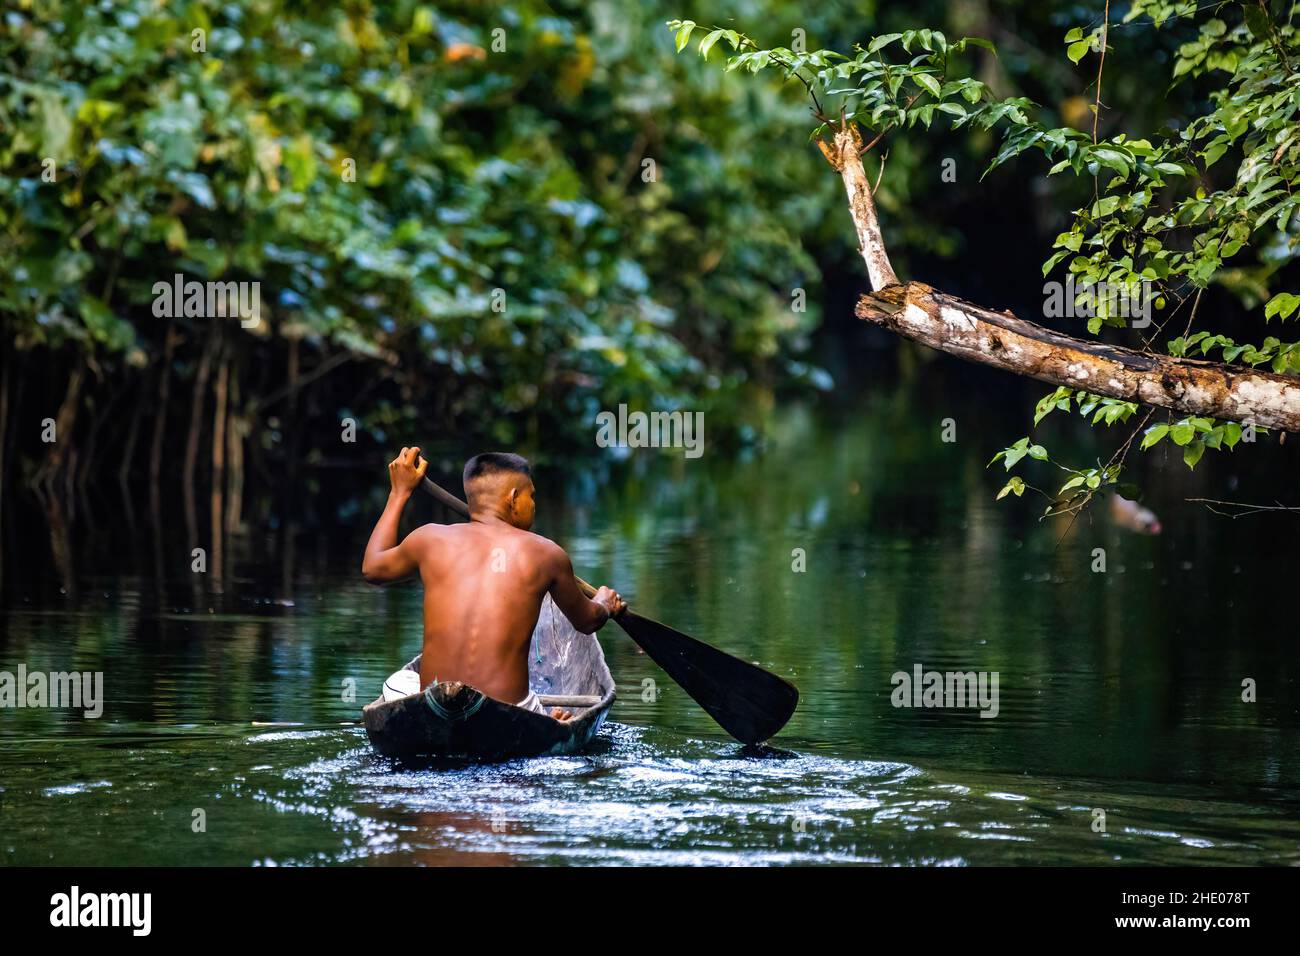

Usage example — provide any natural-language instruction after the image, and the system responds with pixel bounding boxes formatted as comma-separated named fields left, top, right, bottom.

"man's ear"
left=507, top=486, right=518, bottom=513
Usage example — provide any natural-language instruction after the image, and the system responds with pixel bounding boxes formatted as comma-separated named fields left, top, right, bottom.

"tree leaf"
left=699, top=29, right=723, bottom=59
left=915, top=73, right=942, bottom=98
left=675, top=21, right=696, bottom=53
left=1067, top=39, right=1092, bottom=64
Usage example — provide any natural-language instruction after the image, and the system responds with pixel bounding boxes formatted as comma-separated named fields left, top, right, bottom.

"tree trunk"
left=0, top=340, right=10, bottom=502
left=210, top=347, right=229, bottom=586
left=279, top=339, right=300, bottom=599
left=225, top=361, right=244, bottom=537
left=821, top=120, right=1300, bottom=431
left=283, top=337, right=301, bottom=519
left=76, top=384, right=116, bottom=526
left=79, top=385, right=120, bottom=496
left=34, top=359, right=85, bottom=492
left=0, top=339, right=9, bottom=590
left=148, top=320, right=178, bottom=514
left=42, top=494, right=75, bottom=597
left=183, top=327, right=215, bottom=546
left=117, top=380, right=144, bottom=495
left=0, top=345, right=27, bottom=591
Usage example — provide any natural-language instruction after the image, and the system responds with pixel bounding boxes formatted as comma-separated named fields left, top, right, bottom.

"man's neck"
left=468, top=507, right=514, bottom=528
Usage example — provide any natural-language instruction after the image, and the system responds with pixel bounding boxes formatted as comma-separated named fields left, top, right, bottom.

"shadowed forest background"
left=2, top=0, right=1298, bottom=580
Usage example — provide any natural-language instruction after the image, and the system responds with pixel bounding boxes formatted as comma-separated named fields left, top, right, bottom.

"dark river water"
left=2, top=373, right=1299, bottom=866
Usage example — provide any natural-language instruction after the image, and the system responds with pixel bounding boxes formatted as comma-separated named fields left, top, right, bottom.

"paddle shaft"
left=421, top=476, right=603, bottom=600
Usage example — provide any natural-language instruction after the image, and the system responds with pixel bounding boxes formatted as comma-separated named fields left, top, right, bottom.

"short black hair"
left=463, top=452, right=531, bottom=492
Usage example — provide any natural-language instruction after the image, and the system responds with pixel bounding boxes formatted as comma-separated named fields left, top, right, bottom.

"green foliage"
left=1064, top=25, right=1106, bottom=65
left=989, top=435, right=1048, bottom=470
left=670, top=1, right=1300, bottom=511
left=1139, top=414, right=1256, bottom=469
left=1168, top=330, right=1300, bottom=372
left=1034, top=387, right=1138, bottom=427
left=1028, top=16, right=1300, bottom=321
left=667, top=20, right=1010, bottom=141
left=0, top=0, right=840, bottom=464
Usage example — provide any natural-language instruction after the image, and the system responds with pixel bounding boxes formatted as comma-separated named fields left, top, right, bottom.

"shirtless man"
left=361, top=448, right=625, bottom=720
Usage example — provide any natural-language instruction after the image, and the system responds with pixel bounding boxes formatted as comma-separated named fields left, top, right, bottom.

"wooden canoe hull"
left=362, top=596, right=615, bottom=761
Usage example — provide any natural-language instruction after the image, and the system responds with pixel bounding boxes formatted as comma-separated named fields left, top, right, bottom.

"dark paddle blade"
left=615, top=610, right=798, bottom=745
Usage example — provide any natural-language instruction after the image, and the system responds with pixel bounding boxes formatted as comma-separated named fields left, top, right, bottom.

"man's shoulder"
left=404, top=522, right=452, bottom=546
left=431, top=522, right=557, bottom=546
left=422, top=523, right=565, bottom=562
left=518, top=530, right=567, bottom=563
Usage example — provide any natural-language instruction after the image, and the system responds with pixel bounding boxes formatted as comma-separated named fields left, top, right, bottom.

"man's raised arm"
left=362, top=446, right=429, bottom=585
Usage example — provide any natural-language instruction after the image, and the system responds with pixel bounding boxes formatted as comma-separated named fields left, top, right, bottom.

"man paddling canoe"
left=362, top=448, right=626, bottom=721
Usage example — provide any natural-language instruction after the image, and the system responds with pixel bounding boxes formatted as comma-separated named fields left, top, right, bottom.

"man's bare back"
left=400, top=521, right=581, bottom=701
left=362, top=448, right=624, bottom=717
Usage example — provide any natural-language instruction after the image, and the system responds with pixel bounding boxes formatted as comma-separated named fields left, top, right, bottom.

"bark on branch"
left=857, top=282, right=1300, bottom=432
left=819, top=119, right=1300, bottom=432
left=817, top=124, right=899, bottom=291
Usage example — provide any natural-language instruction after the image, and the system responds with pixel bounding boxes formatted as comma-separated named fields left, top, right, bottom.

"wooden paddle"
left=420, top=475, right=799, bottom=744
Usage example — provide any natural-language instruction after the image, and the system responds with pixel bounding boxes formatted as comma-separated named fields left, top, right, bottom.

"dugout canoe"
left=362, top=595, right=615, bottom=761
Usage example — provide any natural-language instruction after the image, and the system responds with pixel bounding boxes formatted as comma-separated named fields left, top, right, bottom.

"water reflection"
left=2, top=375, right=1299, bottom=865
